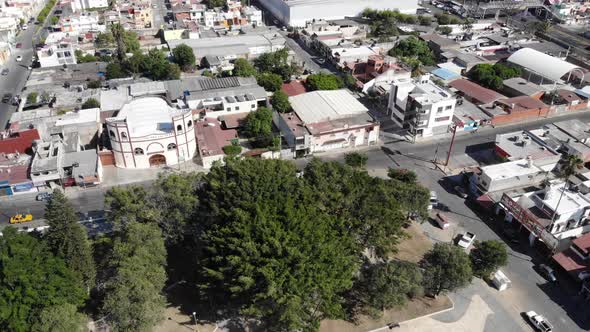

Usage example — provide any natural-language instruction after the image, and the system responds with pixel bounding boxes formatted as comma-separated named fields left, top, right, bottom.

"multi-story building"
left=106, top=97, right=196, bottom=169
left=133, top=4, right=152, bottom=28
left=56, top=12, right=106, bottom=34
left=241, top=6, right=263, bottom=27
left=70, top=0, right=108, bottom=12
left=388, top=75, right=456, bottom=139
left=38, top=43, right=77, bottom=68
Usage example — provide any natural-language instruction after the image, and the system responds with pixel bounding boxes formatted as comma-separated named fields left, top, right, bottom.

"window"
left=251, top=104, right=255, bottom=109
left=167, top=143, right=177, bottom=150
left=226, top=108, right=231, bottom=112
left=120, top=131, right=127, bottom=140
left=109, top=130, right=115, bottom=138
left=235, top=106, right=240, bottom=111
left=176, top=124, right=183, bottom=132
left=134, top=148, right=144, bottom=155
left=435, top=116, right=450, bottom=122
left=437, top=107, right=443, bottom=113
left=445, top=105, right=453, bottom=110
left=187, top=120, right=192, bottom=128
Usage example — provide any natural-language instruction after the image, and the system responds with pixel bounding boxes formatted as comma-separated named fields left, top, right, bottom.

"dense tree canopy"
left=172, top=44, right=196, bottom=71
left=306, top=73, right=344, bottom=91
left=469, top=240, right=508, bottom=278
left=271, top=90, right=291, bottom=113
left=468, top=64, right=521, bottom=91
left=44, top=190, right=96, bottom=290
left=360, top=261, right=423, bottom=314
left=233, top=58, right=257, bottom=77
left=362, top=9, right=421, bottom=38
left=33, top=303, right=87, bottom=332
left=387, top=168, right=418, bottom=184
left=102, top=222, right=167, bottom=331
left=204, top=0, right=225, bottom=8
left=0, top=228, right=87, bottom=331
left=388, top=37, right=436, bottom=67
left=421, top=243, right=473, bottom=296
left=344, top=152, right=368, bottom=169
left=81, top=98, right=100, bottom=109
left=243, top=106, right=273, bottom=139
left=106, top=62, right=126, bottom=79
left=256, top=72, right=283, bottom=92
left=254, top=49, right=293, bottom=79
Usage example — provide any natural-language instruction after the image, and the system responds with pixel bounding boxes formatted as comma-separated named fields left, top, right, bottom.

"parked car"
left=458, top=232, right=476, bottom=249
left=10, top=213, right=33, bottom=224
left=15, top=42, right=22, bottom=48
left=1, top=68, right=9, bottom=75
left=454, top=185, right=468, bottom=198
left=22, top=24, right=28, bottom=30
left=428, top=191, right=438, bottom=210
left=16, top=55, right=22, bottom=62
left=2, top=93, right=11, bottom=103
left=525, top=311, right=553, bottom=332
left=36, top=192, right=52, bottom=201
left=539, top=264, right=557, bottom=282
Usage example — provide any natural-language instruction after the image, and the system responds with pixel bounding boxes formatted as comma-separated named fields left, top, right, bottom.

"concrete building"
left=477, top=157, right=548, bottom=193
left=275, top=90, right=379, bottom=157
left=70, top=0, right=108, bottom=11
left=494, top=130, right=561, bottom=170
left=37, top=43, right=77, bottom=68
left=388, top=75, right=456, bottom=139
left=553, top=233, right=590, bottom=281
left=57, top=12, right=106, bottom=34
left=105, top=97, right=196, bottom=169
left=258, top=0, right=418, bottom=27
left=167, top=33, right=286, bottom=62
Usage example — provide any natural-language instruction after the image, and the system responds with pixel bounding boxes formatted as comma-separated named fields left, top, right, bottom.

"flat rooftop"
left=553, top=119, right=590, bottom=141
left=481, top=158, right=542, bottom=180
left=503, top=77, right=545, bottom=96
left=412, top=80, right=453, bottom=104
left=109, top=97, right=186, bottom=137
left=495, top=130, right=558, bottom=160
left=195, top=119, right=238, bottom=157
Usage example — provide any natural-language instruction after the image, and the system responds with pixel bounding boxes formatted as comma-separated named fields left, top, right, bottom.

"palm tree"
left=548, top=155, right=584, bottom=231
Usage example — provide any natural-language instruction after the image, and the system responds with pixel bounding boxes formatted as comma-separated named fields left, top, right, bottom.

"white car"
left=525, top=311, right=553, bottom=332
left=152, top=4, right=157, bottom=8
left=428, top=191, right=438, bottom=210
left=457, top=232, right=476, bottom=249
left=16, top=55, right=22, bottom=62
left=22, top=24, right=28, bottom=30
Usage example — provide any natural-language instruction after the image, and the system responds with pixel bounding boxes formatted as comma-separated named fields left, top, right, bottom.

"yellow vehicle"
left=10, top=213, right=33, bottom=224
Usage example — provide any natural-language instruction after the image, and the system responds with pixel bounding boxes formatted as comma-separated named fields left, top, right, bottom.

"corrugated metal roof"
left=508, top=48, right=580, bottom=81
left=289, top=90, right=368, bottom=124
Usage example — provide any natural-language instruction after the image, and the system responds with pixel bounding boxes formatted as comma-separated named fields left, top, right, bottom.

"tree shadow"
left=536, top=281, right=590, bottom=330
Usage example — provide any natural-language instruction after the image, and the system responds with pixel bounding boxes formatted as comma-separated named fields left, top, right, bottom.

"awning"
left=476, top=194, right=494, bottom=210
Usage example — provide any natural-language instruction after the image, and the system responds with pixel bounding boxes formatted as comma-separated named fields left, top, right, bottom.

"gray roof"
left=502, top=77, right=544, bottom=97
left=524, top=42, right=567, bottom=57
left=64, top=149, right=98, bottom=178
left=486, top=34, right=510, bottom=44
left=553, top=119, right=590, bottom=141
left=289, top=90, right=368, bottom=124
left=167, top=76, right=262, bottom=100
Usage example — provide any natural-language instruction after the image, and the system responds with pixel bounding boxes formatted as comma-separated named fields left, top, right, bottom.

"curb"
left=365, top=296, right=455, bottom=332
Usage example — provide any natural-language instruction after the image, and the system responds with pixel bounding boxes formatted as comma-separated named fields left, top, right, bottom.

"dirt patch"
left=392, top=222, right=433, bottom=263
left=155, top=306, right=218, bottom=332
left=320, top=295, right=452, bottom=332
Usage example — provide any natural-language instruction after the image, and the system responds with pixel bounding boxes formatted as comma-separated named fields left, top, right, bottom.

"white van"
left=435, top=213, right=450, bottom=229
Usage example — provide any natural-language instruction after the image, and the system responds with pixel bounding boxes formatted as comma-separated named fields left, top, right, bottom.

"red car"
left=15, top=43, right=22, bottom=48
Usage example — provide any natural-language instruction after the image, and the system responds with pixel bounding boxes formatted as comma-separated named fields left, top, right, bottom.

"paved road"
left=0, top=27, right=36, bottom=129
left=152, top=0, right=168, bottom=30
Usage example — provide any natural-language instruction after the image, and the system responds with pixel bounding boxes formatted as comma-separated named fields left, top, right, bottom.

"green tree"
left=343, top=73, right=357, bottom=89
left=150, top=172, right=202, bottom=244
left=106, top=62, right=126, bottom=79
left=344, top=152, right=368, bottom=169
left=387, top=168, right=418, bottom=183
left=254, top=48, right=293, bottom=79
left=168, top=63, right=181, bottom=80
left=421, top=243, right=473, bottom=296
left=388, top=37, right=436, bottom=66
left=361, top=261, right=423, bottom=314
left=125, top=51, right=146, bottom=73
left=96, top=32, right=115, bottom=48
left=104, top=185, right=159, bottom=230
left=44, top=190, right=96, bottom=290
left=81, top=98, right=100, bottom=109
left=256, top=72, right=283, bottom=92
left=196, top=159, right=358, bottom=331
left=306, top=73, right=344, bottom=91
left=172, top=44, right=196, bottom=71
left=87, top=80, right=101, bottom=89
left=243, top=106, right=273, bottom=139
left=233, top=58, right=257, bottom=77
left=26, top=92, right=38, bottom=104
left=111, top=23, right=127, bottom=62
left=469, top=240, right=508, bottom=278
left=0, top=228, right=87, bottom=331
left=32, top=303, right=87, bottom=332
left=102, top=222, right=167, bottom=332
left=144, top=48, right=178, bottom=80
left=418, top=15, right=432, bottom=26
left=204, top=0, right=225, bottom=8
left=435, top=13, right=451, bottom=25
left=436, top=26, right=453, bottom=36
left=271, top=90, right=291, bottom=113
left=223, top=144, right=242, bottom=156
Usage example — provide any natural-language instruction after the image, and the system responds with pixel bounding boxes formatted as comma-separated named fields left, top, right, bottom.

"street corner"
left=394, top=293, right=493, bottom=332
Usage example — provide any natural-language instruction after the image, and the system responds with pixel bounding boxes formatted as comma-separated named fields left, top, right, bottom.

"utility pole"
left=444, top=124, right=458, bottom=168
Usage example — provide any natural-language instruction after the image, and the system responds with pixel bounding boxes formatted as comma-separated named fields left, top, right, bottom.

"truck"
left=457, top=232, right=476, bottom=249
left=525, top=311, right=553, bottom=332
left=10, top=213, right=33, bottom=224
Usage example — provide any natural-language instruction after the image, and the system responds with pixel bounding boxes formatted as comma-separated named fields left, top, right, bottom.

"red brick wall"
left=491, top=107, right=553, bottom=126
left=99, top=150, right=115, bottom=166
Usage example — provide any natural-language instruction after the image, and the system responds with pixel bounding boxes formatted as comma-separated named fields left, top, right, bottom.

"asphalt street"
left=0, top=26, right=36, bottom=129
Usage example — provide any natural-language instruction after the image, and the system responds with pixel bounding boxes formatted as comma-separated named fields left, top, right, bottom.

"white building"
left=106, top=97, right=196, bottom=169
left=388, top=75, right=456, bottom=139
left=38, top=43, right=77, bottom=68
left=241, top=6, right=263, bottom=27
left=477, top=158, right=548, bottom=193
left=70, top=0, right=108, bottom=11
left=58, top=12, right=106, bottom=34
left=258, top=0, right=419, bottom=27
